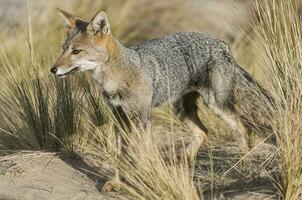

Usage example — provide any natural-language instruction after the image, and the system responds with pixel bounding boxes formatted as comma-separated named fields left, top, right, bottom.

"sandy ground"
left=0, top=152, right=116, bottom=200
left=0, top=148, right=278, bottom=200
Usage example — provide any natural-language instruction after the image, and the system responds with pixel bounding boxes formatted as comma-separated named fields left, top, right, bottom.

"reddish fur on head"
left=52, top=9, right=118, bottom=77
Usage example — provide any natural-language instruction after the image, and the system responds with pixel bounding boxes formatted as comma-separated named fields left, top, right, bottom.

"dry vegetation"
left=0, top=0, right=301, bottom=200
left=253, top=1, right=302, bottom=199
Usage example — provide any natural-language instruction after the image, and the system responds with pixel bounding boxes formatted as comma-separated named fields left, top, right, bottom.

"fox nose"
left=50, top=66, right=58, bottom=74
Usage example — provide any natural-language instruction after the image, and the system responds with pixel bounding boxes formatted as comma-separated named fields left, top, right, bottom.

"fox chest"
left=99, top=79, right=124, bottom=106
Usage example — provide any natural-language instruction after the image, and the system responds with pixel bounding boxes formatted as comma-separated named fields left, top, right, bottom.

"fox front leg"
left=131, top=107, right=151, bottom=133
left=101, top=129, right=122, bottom=193
left=100, top=106, right=126, bottom=193
left=101, top=105, right=150, bottom=193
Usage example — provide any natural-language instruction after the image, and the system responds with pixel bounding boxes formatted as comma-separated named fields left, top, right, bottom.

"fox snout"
left=50, top=64, right=80, bottom=77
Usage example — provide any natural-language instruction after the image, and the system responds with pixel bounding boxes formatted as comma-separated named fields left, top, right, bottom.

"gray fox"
left=51, top=9, right=273, bottom=192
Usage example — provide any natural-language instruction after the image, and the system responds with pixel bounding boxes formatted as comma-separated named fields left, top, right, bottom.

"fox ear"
left=89, top=11, right=110, bottom=36
left=57, top=8, right=86, bottom=29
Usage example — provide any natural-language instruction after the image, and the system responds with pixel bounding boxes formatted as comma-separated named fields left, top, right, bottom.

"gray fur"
left=131, top=32, right=231, bottom=107
left=112, top=32, right=273, bottom=153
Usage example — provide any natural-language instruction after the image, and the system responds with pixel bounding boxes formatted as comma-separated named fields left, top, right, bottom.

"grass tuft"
left=254, top=0, right=302, bottom=199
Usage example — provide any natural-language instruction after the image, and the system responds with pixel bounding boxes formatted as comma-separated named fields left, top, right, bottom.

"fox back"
left=130, top=32, right=230, bottom=106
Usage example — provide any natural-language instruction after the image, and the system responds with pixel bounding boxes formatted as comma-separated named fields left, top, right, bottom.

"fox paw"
left=101, top=179, right=120, bottom=193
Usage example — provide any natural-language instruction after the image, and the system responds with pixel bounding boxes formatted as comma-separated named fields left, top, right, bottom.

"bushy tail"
left=234, top=64, right=276, bottom=141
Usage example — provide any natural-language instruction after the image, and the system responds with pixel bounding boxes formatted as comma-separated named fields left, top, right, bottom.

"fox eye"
left=71, top=49, right=81, bottom=55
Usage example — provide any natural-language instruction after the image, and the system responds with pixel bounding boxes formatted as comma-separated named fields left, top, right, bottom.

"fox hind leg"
left=198, top=88, right=250, bottom=153
left=173, top=91, right=208, bottom=163
left=209, top=105, right=250, bottom=152
left=197, top=57, right=251, bottom=153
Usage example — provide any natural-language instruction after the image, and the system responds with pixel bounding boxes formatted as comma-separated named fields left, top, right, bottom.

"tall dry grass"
left=254, top=0, right=302, bottom=199
left=87, top=119, right=201, bottom=200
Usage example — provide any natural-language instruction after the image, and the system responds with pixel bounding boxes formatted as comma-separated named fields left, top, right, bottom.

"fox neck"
left=105, top=37, right=139, bottom=69
left=92, top=36, right=141, bottom=87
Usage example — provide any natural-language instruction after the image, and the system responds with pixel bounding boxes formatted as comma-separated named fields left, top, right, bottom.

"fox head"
left=51, top=9, right=115, bottom=77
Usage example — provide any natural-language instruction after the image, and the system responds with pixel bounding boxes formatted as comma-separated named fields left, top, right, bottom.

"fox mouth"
left=57, top=67, right=80, bottom=77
